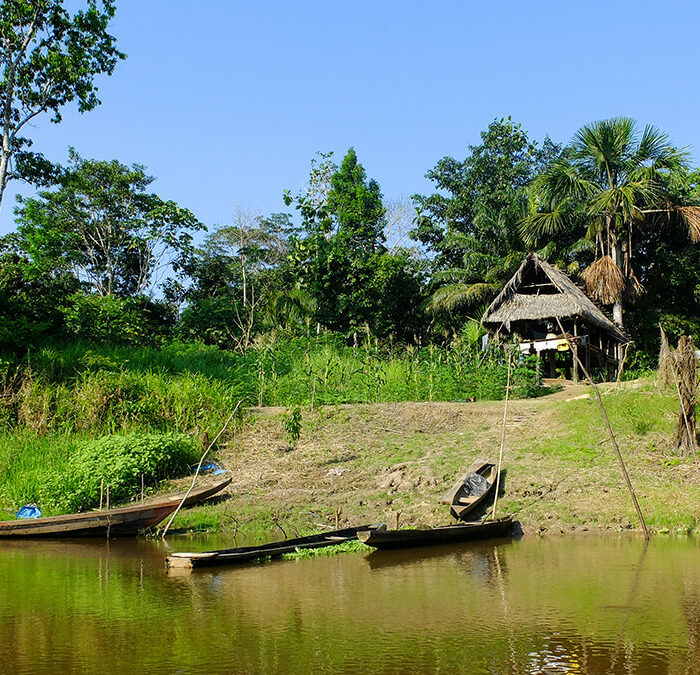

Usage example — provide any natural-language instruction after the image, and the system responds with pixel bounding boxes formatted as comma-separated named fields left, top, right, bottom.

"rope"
left=161, top=400, right=242, bottom=540
left=491, top=352, right=512, bottom=520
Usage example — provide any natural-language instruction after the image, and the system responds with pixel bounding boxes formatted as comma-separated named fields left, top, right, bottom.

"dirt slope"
left=171, top=381, right=699, bottom=539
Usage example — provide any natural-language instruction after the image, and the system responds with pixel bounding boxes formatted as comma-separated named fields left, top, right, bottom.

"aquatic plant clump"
left=280, top=540, right=372, bottom=559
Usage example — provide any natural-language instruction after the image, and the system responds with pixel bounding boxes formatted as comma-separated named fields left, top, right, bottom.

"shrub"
left=50, top=432, right=199, bottom=512
left=62, top=292, right=175, bottom=346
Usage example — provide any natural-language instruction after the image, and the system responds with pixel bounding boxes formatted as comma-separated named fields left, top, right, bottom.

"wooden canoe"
left=166, top=523, right=386, bottom=569
left=356, top=517, right=513, bottom=550
left=0, top=477, right=231, bottom=538
left=442, top=459, right=498, bottom=520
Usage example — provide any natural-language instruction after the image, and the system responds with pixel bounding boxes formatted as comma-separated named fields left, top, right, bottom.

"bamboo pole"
left=491, top=353, right=512, bottom=520
left=556, top=318, right=649, bottom=539
left=161, top=401, right=242, bottom=540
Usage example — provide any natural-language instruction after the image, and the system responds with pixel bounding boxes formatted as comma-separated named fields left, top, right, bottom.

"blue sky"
left=2, top=1, right=700, bottom=236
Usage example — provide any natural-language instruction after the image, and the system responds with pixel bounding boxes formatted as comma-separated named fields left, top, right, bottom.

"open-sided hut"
left=482, top=253, right=628, bottom=381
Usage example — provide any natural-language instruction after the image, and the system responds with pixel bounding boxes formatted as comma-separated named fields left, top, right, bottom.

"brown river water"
left=0, top=534, right=698, bottom=674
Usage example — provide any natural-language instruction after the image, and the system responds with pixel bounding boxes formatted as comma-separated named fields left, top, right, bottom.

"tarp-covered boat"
left=442, top=459, right=499, bottom=520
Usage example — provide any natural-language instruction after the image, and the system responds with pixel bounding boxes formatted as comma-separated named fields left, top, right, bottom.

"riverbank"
left=168, top=378, right=699, bottom=539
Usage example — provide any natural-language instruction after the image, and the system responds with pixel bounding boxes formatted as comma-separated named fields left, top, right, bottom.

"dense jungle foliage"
left=2, top=118, right=699, bottom=369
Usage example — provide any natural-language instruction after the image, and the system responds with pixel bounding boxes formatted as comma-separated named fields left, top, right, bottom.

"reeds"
left=672, top=335, right=698, bottom=457
left=658, top=325, right=674, bottom=388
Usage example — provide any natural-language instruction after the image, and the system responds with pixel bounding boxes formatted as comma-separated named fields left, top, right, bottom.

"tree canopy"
left=14, top=149, right=203, bottom=297
left=0, top=0, right=125, bottom=209
left=0, top=115, right=698, bottom=358
left=523, top=117, right=700, bottom=327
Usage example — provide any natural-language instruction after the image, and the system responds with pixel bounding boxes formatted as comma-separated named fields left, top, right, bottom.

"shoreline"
left=166, top=384, right=699, bottom=539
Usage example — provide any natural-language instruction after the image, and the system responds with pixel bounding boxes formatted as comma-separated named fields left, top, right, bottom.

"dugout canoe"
left=356, top=517, right=513, bottom=550
left=0, top=477, right=231, bottom=538
left=442, top=459, right=499, bottom=520
left=166, top=523, right=386, bottom=569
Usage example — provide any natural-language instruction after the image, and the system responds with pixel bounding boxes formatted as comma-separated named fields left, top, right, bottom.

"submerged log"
left=673, top=336, right=698, bottom=457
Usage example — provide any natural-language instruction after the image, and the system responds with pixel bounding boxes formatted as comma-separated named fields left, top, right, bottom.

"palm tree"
left=426, top=210, right=527, bottom=316
left=522, top=118, right=700, bottom=328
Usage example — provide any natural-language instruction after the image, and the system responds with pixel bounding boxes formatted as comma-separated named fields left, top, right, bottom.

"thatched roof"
left=482, top=253, right=626, bottom=341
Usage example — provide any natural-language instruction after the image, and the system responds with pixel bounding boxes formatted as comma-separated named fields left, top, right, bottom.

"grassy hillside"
left=170, top=379, right=699, bottom=538
left=0, top=338, right=538, bottom=517
left=0, top=340, right=697, bottom=536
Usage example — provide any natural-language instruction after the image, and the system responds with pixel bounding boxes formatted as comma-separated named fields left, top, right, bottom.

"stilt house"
left=481, top=253, right=628, bottom=381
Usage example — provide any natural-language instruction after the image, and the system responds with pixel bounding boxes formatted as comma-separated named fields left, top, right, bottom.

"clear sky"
left=2, top=0, right=700, bottom=236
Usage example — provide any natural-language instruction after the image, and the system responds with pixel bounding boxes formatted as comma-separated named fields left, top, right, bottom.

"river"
left=0, top=534, right=698, bottom=673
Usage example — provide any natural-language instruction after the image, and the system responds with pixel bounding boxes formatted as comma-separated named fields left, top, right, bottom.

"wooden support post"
left=572, top=320, right=579, bottom=384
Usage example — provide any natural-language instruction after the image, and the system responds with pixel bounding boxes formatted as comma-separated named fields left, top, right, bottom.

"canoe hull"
left=167, top=523, right=386, bottom=569
left=0, top=477, right=231, bottom=538
left=357, top=517, right=513, bottom=550
left=442, top=459, right=498, bottom=520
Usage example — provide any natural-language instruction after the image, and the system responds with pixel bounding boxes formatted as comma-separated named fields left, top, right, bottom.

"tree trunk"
left=611, top=238, right=624, bottom=327
left=673, top=336, right=698, bottom=457
left=0, top=157, right=7, bottom=212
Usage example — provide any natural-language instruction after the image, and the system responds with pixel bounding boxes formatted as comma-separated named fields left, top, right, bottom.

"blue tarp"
left=198, top=462, right=226, bottom=476
left=16, top=504, right=42, bottom=519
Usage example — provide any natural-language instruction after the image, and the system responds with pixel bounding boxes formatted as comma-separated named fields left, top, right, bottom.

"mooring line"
left=491, top=352, right=512, bottom=520
left=556, top=318, right=649, bottom=539
left=161, top=400, right=242, bottom=540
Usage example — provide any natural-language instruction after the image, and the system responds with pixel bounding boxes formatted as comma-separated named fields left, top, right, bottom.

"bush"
left=62, top=292, right=175, bottom=346
left=50, top=432, right=199, bottom=512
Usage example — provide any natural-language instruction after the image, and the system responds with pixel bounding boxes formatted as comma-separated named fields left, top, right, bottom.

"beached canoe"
left=0, top=477, right=231, bottom=538
left=442, top=459, right=499, bottom=520
left=356, top=517, right=513, bottom=550
left=166, top=523, right=386, bottom=569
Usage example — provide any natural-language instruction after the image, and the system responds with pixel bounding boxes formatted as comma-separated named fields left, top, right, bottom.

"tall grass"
left=0, top=336, right=543, bottom=515
left=1, top=337, right=541, bottom=434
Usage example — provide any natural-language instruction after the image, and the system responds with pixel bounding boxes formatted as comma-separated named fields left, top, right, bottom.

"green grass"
left=0, top=337, right=546, bottom=516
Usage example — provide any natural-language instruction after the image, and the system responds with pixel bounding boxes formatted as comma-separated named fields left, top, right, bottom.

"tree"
left=285, top=149, right=425, bottom=340
left=327, top=147, right=385, bottom=253
left=0, top=0, right=125, bottom=209
left=180, top=208, right=296, bottom=349
left=0, top=233, right=77, bottom=350
left=523, top=118, right=700, bottom=328
left=14, top=149, right=203, bottom=298
left=413, top=118, right=561, bottom=323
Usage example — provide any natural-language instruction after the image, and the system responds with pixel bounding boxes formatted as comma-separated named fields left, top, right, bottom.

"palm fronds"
left=676, top=205, right=700, bottom=243
left=580, top=255, right=625, bottom=304
left=427, top=282, right=498, bottom=314
left=624, top=270, right=645, bottom=301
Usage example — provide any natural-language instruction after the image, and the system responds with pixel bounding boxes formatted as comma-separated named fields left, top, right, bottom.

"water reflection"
left=0, top=535, right=697, bottom=673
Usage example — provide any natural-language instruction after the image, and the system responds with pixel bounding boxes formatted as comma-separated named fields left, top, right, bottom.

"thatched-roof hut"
left=482, top=253, right=627, bottom=380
